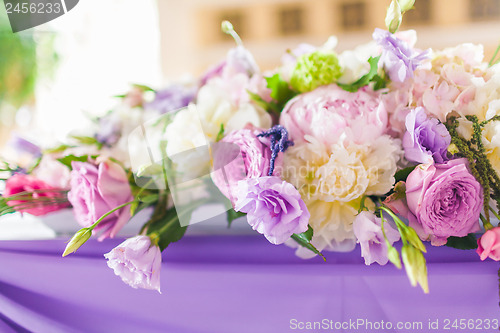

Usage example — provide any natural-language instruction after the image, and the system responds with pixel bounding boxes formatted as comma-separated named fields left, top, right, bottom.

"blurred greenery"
left=0, top=6, right=58, bottom=118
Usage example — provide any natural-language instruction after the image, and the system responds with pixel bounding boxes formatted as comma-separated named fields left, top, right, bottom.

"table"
left=0, top=236, right=498, bottom=333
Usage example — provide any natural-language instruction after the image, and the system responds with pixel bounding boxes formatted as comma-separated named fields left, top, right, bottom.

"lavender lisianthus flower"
left=200, top=46, right=259, bottom=86
left=373, top=28, right=428, bottom=83
left=104, top=235, right=162, bottom=292
left=8, top=134, right=42, bottom=158
left=235, top=176, right=310, bottom=244
left=402, top=107, right=451, bottom=164
left=353, top=211, right=400, bottom=265
left=146, top=84, right=196, bottom=114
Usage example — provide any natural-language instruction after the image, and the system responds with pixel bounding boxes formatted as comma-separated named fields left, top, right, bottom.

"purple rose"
left=373, top=28, right=428, bottom=83
left=68, top=159, right=133, bottom=240
left=402, top=107, right=451, bottom=164
left=211, top=127, right=281, bottom=205
left=353, top=211, right=400, bottom=265
left=235, top=176, right=310, bottom=244
left=104, top=236, right=162, bottom=292
left=406, top=158, right=483, bottom=246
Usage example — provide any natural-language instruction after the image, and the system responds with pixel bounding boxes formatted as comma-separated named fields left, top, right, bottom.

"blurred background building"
left=1, top=0, right=500, bottom=147
left=159, top=0, right=500, bottom=76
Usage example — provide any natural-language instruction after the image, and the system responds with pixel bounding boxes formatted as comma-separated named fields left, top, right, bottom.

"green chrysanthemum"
left=290, top=51, right=343, bottom=93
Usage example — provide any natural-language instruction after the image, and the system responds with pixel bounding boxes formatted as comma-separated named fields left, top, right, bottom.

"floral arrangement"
left=1, top=0, right=500, bottom=294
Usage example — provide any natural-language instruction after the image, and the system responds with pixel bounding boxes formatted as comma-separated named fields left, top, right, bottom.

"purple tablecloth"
left=0, top=236, right=498, bottom=333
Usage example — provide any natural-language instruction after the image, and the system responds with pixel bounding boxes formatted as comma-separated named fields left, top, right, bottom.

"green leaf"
left=0, top=197, right=16, bottom=216
left=216, top=123, right=225, bottom=142
left=248, top=90, right=279, bottom=114
left=57, top=155, right=90, bottom=170
left=43, top=144, right=74, bottom=154
left=338, top=56, right=381, bottom=92
left=394, top=166, right=416, bottom=183
left=70, top=136, right=103, bottom=149
left=291, top=225, right=326, bottom=261
left=227, top=209, right=246, bottom=228
left=147, top=207, right=188, bottom=251
left=139, top=194, right=159, bottom=204
left=446, top=234, right=478, bottom=250
left=265, top=73, right=297, bottom=113
left=132, top=83, right=155, bottom=92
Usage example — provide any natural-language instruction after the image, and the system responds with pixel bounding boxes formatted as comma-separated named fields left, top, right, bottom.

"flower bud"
left=402, top=245, right=429, bottom=293
left=62, top=228, right=92, bottom=257
left=387, top=246, right=402, bottom=269
left=221, top=20, right=234, bottom=35
left=402, top=226, right=427, bottom=253
left=398, top=0, right=415, bottom=12
left=385, top=0, right=402, bottom=34
left=447, top=143, right=460, bottom=155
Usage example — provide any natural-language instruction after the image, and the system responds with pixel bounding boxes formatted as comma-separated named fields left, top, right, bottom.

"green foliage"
left=249, top=73, right=297, bottom=115
left=446, top=116, right=500, bottom=223
left=226, top=209, right=246, bottom=228
left=147, top=206, right=188, bottom=252
left=394, top=166, right=417, bottom=183
left=216, top=123, right=225, bottom=142
left=57, top=155, right=90, bottom=170
left=0, top=16, right=37, bottom=108
left=446, top=234, right=478, bottom=250
left=291, top=225, right=326, bottom=261
left=338, top=56, right=385, bottom=92
left=70, top=136, right=103, bottom=149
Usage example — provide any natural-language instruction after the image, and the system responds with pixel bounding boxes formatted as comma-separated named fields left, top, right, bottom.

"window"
left=340, top=2, right=366, bottom=30
left=279, top=7, right=305, bottom=36
left=218, top=11, right=246, bottom=41
left=470, top=0, right=500, bottom=20
left=405, top=0, right=432, bottom=24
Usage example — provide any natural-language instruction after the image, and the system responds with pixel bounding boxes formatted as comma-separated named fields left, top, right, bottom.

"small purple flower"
left=8, top=134, right=42, bottom=158
left=145, top=84, right=196, bottom=114
left=235, top=176, right=309, bottom=245
left=95, top=114, right=122, bottom=146
left=104, top=235, right=162, bottom=292
left=373, top=28, right=428, bottom=83
left=353, top=211, right=400, bottom=265
left=402, top=107, right=451, bottom=164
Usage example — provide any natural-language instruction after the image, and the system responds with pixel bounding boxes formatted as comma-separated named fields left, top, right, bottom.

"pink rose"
left=406, top=158, right=483, bottom=245
left=211, top=127, right=281, bottom=205
left=280, top=84, right=388, bottom=145
left=3, top=174, right=69, bottom=216
left=477, top=227, right=500, bottom=261
left=68, top=159, right=133, bottom=240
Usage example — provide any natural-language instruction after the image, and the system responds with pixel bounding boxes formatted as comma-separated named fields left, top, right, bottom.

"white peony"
left=282, top=135, right=401, bottom=202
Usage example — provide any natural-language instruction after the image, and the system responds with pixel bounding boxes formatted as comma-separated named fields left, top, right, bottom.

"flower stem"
left=490, top=205, right=500, bottom=222
left=89, top=200, right=136, bottom=230
left=480, top=214, right=494, bottom=231
left=489, top=42, right=500, bottom=67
